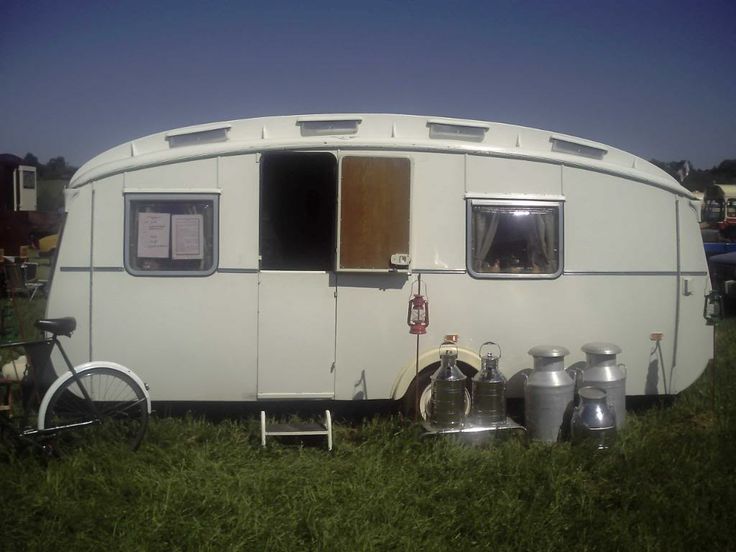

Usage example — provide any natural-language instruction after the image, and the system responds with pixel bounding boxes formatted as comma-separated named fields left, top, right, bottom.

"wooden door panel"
left=339, top=157, right=410, bottom=270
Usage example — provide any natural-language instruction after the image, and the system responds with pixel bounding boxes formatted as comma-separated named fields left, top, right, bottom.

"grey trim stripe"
left=218, top=268, right=259, bottom=274
left=565, top=270, right=708, bottom=277
left=60, top=267, right=708, bottom=277
left=60, top=266, right=125, bottom=272
left=413, top=268, right=466, bottom=274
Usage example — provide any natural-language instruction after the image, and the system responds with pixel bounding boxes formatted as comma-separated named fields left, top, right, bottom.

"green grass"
left=1, top=311, right=735, bottom=550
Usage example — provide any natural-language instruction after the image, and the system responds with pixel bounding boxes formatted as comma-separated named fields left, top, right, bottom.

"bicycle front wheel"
left=43, top=367, right=148, bottom=454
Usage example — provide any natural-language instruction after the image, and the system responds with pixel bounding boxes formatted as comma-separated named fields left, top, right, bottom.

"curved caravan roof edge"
left=70, top=114, right=692, bottom=197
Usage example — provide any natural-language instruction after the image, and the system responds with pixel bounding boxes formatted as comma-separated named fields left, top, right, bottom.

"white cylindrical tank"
left=579, top=342, right=626, bottom=429
left=524, top=345, right=574, bottom=443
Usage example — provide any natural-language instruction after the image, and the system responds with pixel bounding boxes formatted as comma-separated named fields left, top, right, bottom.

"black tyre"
left=43, top=367, right=148, bottom=454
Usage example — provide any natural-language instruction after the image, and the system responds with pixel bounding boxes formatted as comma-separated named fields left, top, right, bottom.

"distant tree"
left=650, top=159, right=718, bottom=193
left=44, top=156, right=70, bottom=179
left=22, top=152, right=39, bottom=167
left=712, top=160, right=736, bottom=181
left=650, top=159, right=689, bottom=178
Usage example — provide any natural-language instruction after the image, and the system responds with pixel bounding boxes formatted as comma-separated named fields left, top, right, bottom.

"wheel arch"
left=38, top=361, right=152, bottom=429
left=390, top=346, right=480, bottom=401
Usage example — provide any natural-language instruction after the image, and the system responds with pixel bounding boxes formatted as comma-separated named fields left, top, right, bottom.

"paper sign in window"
left=137, top=212, right=171, bottom=258
left=172, top=214, right=204, bottom=260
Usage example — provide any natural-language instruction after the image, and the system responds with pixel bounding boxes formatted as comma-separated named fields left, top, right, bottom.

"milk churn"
left=524, top=345, right=574, bottom=443
left=470, top=341, right=506, bottom=426
left=579, top=342, right=626, bottom=429
left=571, top=386, right=617, bottom=450
left=429, top=342, right=467, bottom=429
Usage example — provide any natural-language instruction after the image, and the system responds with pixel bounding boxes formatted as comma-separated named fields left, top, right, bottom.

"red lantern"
left=407, top=281, right=429, bottom=335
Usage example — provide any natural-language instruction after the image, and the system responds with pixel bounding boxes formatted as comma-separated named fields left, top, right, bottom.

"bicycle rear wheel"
left=43, top=367, right=148, bottom=454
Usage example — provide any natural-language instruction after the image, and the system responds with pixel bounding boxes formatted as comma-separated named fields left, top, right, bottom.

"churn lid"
left=581, top=342, right=622, bottom=356
left=578, top=386, right=607, bottom=401
left=527, top=345, right=569, bottom=358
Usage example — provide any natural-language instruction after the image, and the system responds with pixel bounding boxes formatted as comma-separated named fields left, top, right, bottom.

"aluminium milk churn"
left=571, top=386, right=617, bottom=450
left=470, top=341, right=506, bottom=426
left=429, top=342, right=467, bottom=430
left=524, top=345, right=574, bottom=443
left=579, top=342, right=626, bottom=429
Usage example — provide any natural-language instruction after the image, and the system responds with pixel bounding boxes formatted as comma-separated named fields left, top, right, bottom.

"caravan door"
left=257, top=153, right=337, bottom=399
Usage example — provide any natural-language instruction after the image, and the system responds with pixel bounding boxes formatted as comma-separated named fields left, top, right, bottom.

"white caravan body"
left=46, top=114, right=712, bottom=405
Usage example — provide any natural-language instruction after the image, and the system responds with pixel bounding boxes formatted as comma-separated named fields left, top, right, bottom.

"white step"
left=260, top=410, right=333, bottom=451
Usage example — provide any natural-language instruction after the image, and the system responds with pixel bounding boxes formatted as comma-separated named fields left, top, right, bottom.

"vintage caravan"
left=45, top=114, right=713, bottom=415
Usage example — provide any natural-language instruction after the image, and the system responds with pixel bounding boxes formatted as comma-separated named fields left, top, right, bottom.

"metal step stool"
left=260, top=410, right=333, bottom=451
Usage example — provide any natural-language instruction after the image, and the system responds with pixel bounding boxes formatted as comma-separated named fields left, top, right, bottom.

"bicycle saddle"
left=35, top=317, right=77, bottom=337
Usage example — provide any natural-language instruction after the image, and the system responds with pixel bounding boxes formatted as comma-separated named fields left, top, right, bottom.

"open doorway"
left=259, top=152, right=337, bottom=270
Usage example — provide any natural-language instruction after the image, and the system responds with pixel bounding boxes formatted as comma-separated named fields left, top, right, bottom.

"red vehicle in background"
left=701, top=183, right=736, bottom=240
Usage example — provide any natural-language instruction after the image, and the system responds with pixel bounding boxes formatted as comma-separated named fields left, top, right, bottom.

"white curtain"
left=473, top=209, right=500, bottom=271
left=527, top=212, right=556, bottom=272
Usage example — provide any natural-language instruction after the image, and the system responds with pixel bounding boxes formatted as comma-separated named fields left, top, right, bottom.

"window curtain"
left=473, top=208, right=500, bottom=271
left=526, top=212, right=556, bottom=272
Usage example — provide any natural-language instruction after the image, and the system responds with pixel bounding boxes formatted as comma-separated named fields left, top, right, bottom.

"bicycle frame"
left=1, top=335, right=146, bottom=440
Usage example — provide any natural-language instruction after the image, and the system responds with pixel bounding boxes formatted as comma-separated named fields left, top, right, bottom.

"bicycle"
left=0, top=317, right=151, bottom=456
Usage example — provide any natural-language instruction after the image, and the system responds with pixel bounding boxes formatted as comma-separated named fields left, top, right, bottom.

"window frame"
left=726, top=198, right=736, bottom=219
left=466, top=198, right=564, bottom=280
left=124, top=192, right=219, bottom=277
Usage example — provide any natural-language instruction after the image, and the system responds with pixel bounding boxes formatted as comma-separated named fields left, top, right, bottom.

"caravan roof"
left=70, top=114, right=690, bottom=198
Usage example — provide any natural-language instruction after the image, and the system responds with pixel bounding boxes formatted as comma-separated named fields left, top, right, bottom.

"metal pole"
left=414, top=273, right=422, bottom=422
left=711, top=323, right=717, bottom=413
left=414, top=333, right=420, bottom=422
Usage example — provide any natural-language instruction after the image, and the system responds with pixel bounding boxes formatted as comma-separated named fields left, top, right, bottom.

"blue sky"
left=1, top=0, right=734, bottom=169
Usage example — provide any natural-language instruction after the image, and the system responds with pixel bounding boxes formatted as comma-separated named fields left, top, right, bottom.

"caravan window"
left=124, top=194, right=218, bottom=276
left=22, top=170, right=36, bottom=189
left=727, top=199, right=736, bottom=219
left=467, top=200, right=562, bottom=278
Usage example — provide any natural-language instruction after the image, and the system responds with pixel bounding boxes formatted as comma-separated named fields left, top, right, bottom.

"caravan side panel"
left=410, top=152, right=466, bottom=270
left=89, top=157, right=259, bottom=401
left=46, top=185, right=92, bottom=368
left=466, top=156, right=562, bottom=197
left=673, top=196, right=712, bottom=393
left=563, top=167, right=685, bottom=395
left=563, top=168, right=677, bottom=272
left=335, top=152, right=465, bottom=400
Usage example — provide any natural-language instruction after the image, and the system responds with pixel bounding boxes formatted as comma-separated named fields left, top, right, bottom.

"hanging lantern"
left=407, top=280, right=429, bottom=335
left=704, top=290, right=724, bottom=326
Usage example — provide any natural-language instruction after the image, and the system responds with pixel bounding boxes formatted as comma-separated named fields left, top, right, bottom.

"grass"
left=1, top=301, right=735, bottom=550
